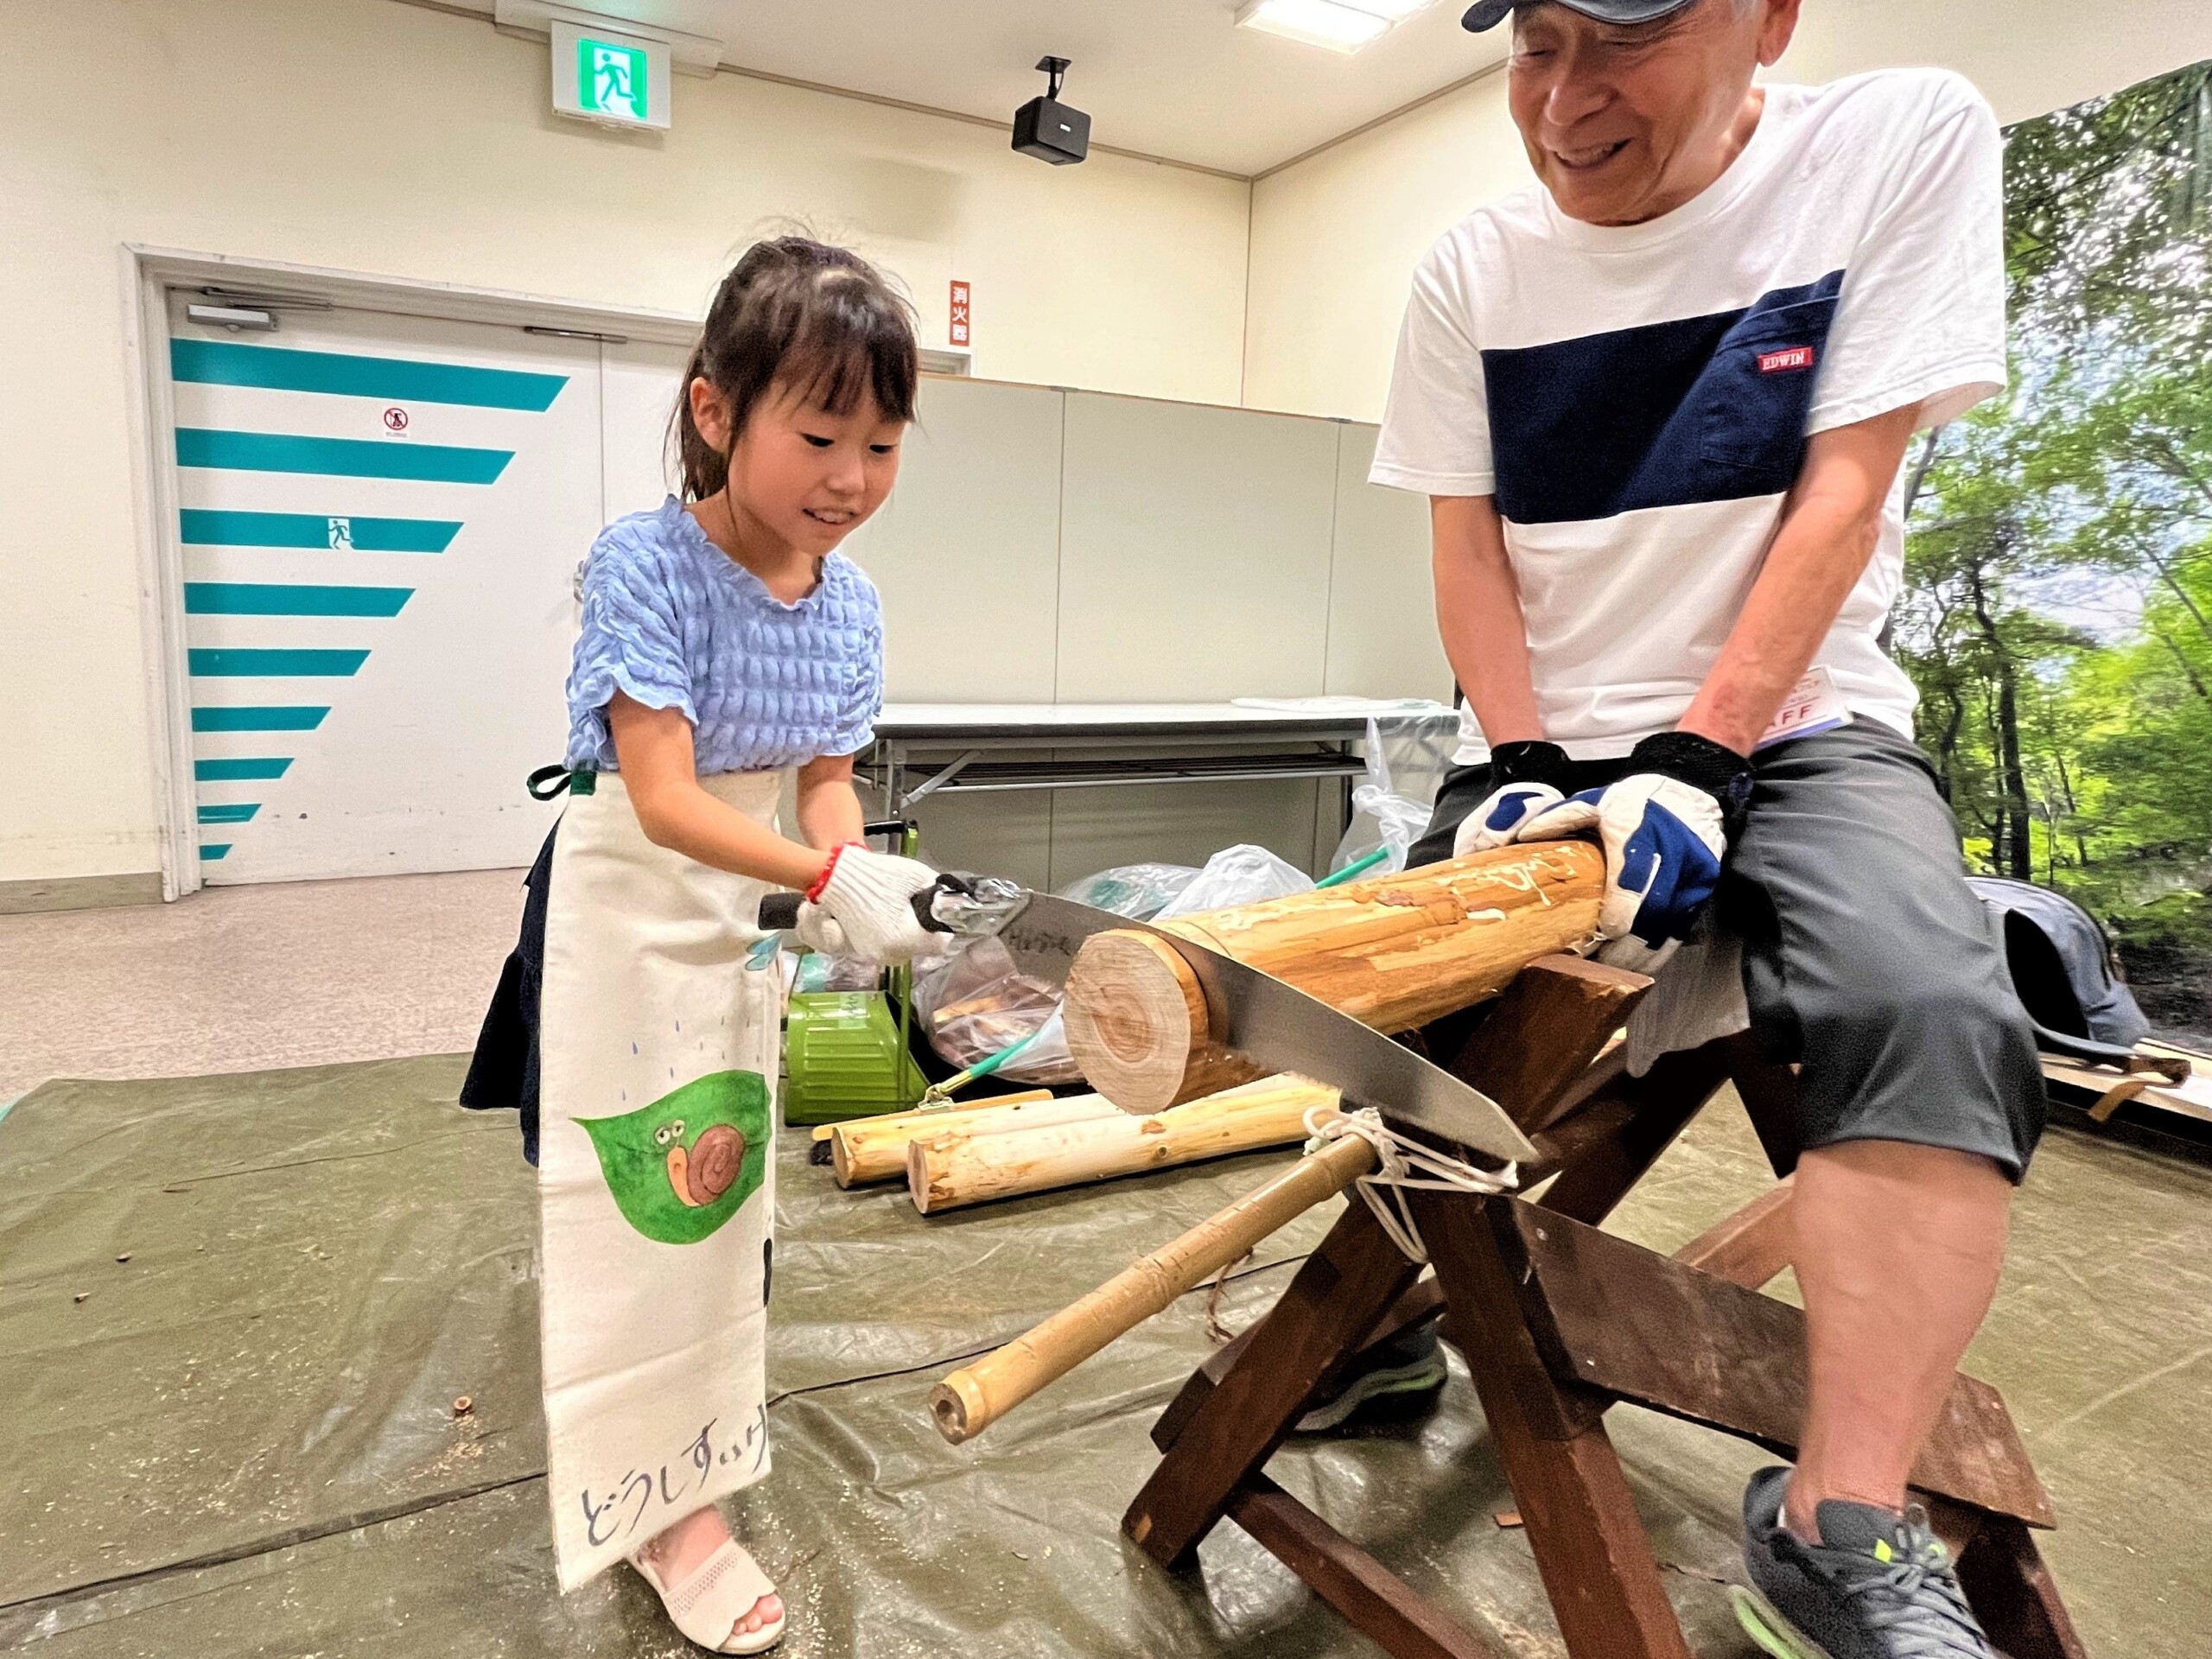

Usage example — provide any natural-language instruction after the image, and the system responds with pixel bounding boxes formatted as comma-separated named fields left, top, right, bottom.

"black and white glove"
left=793, top=844, right=945, bottom=963
left=1512, top=731, right=1753, bottom=975
left=1450, top=740, right=1578, bottom=857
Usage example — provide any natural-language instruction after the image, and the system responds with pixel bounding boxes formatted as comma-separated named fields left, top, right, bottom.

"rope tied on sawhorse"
left=1304, top=1104, right=1517, bottom=1264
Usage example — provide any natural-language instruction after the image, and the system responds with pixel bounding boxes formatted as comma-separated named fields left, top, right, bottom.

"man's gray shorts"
left=1412, top=721, right=2046, bottom=1180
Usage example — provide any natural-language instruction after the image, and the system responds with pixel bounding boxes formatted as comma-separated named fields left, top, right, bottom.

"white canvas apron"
left=537, top=768, right=784, bottom=1591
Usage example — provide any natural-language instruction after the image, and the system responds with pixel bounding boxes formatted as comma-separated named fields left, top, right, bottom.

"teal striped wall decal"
left=192, top=707, right=330, bottom=732
left=197, top=803, right=262, bottom=824
left=175, top=428, right=513, bottom=484
left=195, top=757, right=293, bottom=780
left=181, top=508, right=461, bottom=552
left=188, top=648, right=370, bottom=677
left=185, top=583, right=411, bottom=617
left=200, top=843, right=234, bottom=860
left=171, top=339, right=568, bottom=411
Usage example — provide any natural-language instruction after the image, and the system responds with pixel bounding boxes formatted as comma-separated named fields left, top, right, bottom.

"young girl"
left=465, top=237, right=942, bottom=1652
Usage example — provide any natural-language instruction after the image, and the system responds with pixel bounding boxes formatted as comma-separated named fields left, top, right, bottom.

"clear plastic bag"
left=1056, top=861, right=1202, bottom=921
left=793, top=950, right=884, bottom=993
left=1154, top=843, right=1314, bottom=921
left=908, top=936, right=1083, bottom=1084
left=1332, top=708, right=1462, bottom=877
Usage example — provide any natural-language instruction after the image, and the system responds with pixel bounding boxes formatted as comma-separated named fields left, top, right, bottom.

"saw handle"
left=757, top=872, right=975, bottom=937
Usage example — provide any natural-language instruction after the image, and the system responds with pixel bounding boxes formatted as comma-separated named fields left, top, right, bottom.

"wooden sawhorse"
left=1124, top=958, right=2086, bottom=1659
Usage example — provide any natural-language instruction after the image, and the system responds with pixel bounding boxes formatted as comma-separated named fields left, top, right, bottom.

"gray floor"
left=0, top=869, right=525, bottom=1101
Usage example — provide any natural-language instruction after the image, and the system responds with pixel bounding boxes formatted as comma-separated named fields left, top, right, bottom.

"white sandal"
left=630, top=1537, right=786, bottom=1654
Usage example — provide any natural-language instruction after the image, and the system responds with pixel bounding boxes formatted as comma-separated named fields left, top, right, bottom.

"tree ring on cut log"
left=1064, top=931, right=1265, bottom=1116
left=1063, top=931, right=1206, bottom=1112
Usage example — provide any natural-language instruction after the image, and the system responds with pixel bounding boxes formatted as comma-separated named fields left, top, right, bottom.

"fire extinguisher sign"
left=950, top=280, right=972, bottom=347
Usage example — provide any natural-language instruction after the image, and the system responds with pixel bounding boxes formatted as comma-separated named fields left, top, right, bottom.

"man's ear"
left=688, top=376, right=733, bottom=454
left=1755, top=0, right=1801, bottom=68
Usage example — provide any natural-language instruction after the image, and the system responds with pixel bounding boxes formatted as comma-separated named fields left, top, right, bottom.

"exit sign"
left=550, top=20, right=671, bottom=130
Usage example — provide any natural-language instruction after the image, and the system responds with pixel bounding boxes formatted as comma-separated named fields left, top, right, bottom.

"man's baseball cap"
left=1462, top=0, right=1700, bottom=31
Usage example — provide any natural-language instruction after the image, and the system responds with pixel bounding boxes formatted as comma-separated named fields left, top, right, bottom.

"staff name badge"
left=1755, top=664, right=1853, bottom=751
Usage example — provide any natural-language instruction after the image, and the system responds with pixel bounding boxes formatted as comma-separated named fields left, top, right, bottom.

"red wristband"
left=805, top=842, right=858, bottom=903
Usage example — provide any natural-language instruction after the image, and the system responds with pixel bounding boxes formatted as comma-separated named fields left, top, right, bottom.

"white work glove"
left=1450, top=741, right=1574, bottom=857
left=792, top=844, right=946, bottom=964
left=1512, top=732, right=1751, bottom=976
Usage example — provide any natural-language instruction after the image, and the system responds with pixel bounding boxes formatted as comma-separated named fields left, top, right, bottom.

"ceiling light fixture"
left=1235, top=0, right=1439, bottom=54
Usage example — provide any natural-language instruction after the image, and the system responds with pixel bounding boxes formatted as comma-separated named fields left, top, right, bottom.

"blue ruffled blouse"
left=563, top=497, right=883, bottom=774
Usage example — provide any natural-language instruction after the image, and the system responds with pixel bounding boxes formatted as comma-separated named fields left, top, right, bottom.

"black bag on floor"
left=1966, top=876, right=2150, bottom=1067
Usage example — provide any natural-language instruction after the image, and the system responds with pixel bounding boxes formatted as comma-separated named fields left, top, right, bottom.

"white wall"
left=1244, top=69, right=1530, bottom=427
left=842, top=383, right=1450, bottom=890
left=1243, top=0, right=2212, bottom=423
left=0, top=0, right=1251, bottom=887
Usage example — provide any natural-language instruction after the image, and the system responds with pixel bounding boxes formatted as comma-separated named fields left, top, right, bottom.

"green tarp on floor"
left=2, top=1056, right=2209, bottom=1656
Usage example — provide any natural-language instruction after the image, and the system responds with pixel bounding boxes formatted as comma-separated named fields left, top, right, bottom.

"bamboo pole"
left=829, top=1091, right=1093, bottom=1187
left=1063, top=841, right=1603, bottom=1115
left=810, top=1089, right=1056, bottom=1143
left=929, top=1131, right=1378, bottom=1444
left=908, top=1076, right=1339, bottom=1213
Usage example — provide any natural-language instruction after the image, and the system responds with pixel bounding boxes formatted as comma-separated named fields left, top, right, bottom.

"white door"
left=601, top=338, right=692, bottom=520
left=168, top=299, right=604, bottom=881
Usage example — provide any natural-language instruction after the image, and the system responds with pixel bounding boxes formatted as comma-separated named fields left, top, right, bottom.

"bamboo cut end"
left=931, top=1372, right=988, bottom=1444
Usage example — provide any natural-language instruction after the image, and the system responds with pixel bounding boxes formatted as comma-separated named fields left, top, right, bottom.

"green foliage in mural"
left=1900, top=60, right=2212, bottom=1031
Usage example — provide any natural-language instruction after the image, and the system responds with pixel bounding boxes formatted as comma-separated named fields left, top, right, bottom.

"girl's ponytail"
left=669, top=237, right=920, bottom=502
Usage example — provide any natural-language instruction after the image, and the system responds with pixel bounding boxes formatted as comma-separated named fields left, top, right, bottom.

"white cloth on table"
left=1623, top=912, right=1752, bottom=1077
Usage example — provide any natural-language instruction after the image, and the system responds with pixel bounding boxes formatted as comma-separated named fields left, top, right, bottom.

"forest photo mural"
left=1898, top=59, right=2212, bottom=1035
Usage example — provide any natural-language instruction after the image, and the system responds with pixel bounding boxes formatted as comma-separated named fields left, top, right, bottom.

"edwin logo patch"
left=1758, top=345, right=1815, bottom=373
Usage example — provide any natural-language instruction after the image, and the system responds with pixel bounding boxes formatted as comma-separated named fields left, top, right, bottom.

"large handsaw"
left=995, top=891, right=1535, bottom=1165
left=761, top=881, right=1535, bottom=1162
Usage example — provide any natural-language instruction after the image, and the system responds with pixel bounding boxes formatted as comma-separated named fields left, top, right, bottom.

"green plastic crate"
left=781, top=990, right=929, bottom=1125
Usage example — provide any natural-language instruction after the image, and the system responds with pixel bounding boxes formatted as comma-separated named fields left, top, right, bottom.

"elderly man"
left=1347, top=2, right=2038, bottom=1655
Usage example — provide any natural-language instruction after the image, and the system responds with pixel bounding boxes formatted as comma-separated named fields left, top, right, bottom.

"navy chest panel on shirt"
left=1483, top=270, right=1843, bottom=525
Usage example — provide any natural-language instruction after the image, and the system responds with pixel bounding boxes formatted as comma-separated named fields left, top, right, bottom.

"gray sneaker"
left=1736, top=1466, right=1996, bottom=1659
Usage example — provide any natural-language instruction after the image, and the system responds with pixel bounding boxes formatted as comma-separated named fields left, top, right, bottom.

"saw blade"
left=1001, top=892, right=1535, bottom=1165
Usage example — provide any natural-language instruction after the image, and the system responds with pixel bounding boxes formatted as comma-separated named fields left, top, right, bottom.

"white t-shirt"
left=1370, top=68, right=2006, bottom=762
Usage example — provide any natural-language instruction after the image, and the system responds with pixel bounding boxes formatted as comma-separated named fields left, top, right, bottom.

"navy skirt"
left=459, top=823, right=556, bottom=1165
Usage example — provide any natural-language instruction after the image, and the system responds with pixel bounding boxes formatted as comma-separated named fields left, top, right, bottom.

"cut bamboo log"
left=909, top=1075, right=1339, bottom=1214
left=810, top=1089, right=1055, bottom=1144
left=930, top=1131, right=1379, bottom=1444
left=828, top=1092, right=1088, bottom=1187
left=1063, top=842, right=1605, bottom=1115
